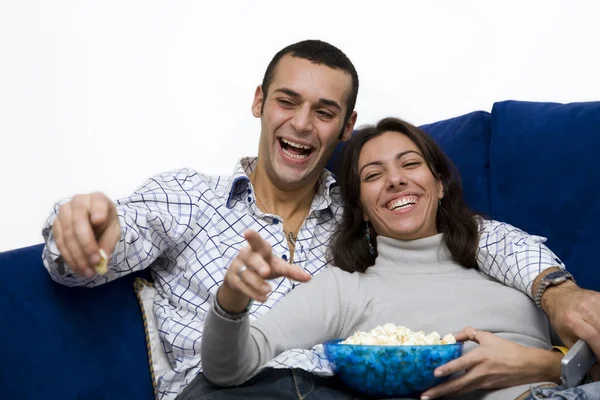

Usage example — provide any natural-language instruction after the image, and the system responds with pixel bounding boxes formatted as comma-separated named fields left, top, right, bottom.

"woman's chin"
left=386, top=225, right=438, bottom=241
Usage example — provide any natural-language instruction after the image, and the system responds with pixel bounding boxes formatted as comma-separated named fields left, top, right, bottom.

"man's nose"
left=290, top=106, right=314, bottom=134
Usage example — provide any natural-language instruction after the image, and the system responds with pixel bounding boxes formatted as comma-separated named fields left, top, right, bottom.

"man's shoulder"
left=148, top=167, right=235, bottom=193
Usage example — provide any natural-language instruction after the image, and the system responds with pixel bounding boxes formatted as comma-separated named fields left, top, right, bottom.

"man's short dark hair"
left=260, top=40, right=359, bottom=125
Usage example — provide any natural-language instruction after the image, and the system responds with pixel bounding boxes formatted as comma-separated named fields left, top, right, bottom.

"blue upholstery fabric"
left=420, top=111, right=492, bottom=216
left=327, top=111, right=492, bottom=216
left=0, top=244, right=154, bottom=399
left=489, top=100, right=600, bottom=291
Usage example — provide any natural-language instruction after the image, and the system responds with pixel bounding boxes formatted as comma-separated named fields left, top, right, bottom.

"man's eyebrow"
left=273, top=88, right=342, bottom=112
left=359, top=150, right=422, bottom=175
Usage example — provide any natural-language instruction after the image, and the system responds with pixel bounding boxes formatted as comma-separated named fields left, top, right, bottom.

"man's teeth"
left=282, top=147, right=309, bottom=159
left=388, top=197, right=418, bottom=210
left=281, top=138, right=311, bottom=150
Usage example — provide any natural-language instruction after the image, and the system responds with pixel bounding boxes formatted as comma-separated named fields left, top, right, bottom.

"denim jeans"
left=525, top=382, right=600, bottom=400
left=178, top=368, right=600, bottom=400
left=177, top=368, right=367, bottom=400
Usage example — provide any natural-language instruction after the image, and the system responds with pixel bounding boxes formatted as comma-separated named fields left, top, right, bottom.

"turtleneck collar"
left=371, top=233, right=456, bottom=273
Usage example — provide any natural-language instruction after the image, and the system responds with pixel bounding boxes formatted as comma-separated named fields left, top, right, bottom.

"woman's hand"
left=420, top=326, right=562, bottom=399
left=217, top=230, right=312, bottom=314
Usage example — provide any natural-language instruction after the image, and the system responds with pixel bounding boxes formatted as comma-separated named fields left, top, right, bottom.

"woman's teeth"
left=387, top=197, right=418, bottom=210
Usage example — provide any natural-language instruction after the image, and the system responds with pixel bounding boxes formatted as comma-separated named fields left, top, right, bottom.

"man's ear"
left=252, top=85, right=264, bottom=118
left=339, top=111, right=358, bottom=141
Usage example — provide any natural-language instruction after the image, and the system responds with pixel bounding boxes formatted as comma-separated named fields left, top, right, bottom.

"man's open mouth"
left=278, top=138, right=314, bottom=160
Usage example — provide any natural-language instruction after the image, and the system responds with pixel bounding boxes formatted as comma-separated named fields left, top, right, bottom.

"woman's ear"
left=437, top=180, right=445, bottom=200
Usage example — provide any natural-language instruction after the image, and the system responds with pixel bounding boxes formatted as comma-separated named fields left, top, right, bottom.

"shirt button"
left=282, top=254, right=288, bottom=261
left=272, top=219, right=279, bottom=224
left=247, top=188, right=252, bottom=194
left=247, top=196, right=252, bottom=203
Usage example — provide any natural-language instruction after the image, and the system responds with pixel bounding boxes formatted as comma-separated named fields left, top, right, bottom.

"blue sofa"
left=2, top=100, right=599, bottom=399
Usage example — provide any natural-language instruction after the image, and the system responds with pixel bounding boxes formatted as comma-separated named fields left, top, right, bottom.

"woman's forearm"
left=201, top=301, right=264, bottom=387
left=217, top=283, right=251, bottom=314
left=526, top=348, right=562, bottom=384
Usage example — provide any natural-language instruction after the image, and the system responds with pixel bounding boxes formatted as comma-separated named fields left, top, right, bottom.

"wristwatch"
left=534, top=270, right=575, bottom=309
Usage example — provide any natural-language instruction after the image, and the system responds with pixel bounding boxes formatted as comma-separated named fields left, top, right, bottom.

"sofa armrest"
left=0, top=244, right=154, bottom=399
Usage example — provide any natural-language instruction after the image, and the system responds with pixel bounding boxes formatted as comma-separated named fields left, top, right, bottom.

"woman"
left=200, top=118, right=563, bottom=400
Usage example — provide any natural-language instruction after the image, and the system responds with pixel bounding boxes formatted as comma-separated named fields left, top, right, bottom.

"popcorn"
left=94, top=249, right=109, bottom=275
left=341, top=323, right=456, bottom=345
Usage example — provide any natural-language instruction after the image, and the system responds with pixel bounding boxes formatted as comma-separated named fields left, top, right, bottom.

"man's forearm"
left=531, top=267, right=564, bottom=303
left=476, top=219, right=565, bottom=297
left=540, top=278, right=579, bottom=315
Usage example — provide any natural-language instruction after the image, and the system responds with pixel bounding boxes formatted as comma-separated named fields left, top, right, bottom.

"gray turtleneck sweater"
left=202, top=234, right=554, bottom=399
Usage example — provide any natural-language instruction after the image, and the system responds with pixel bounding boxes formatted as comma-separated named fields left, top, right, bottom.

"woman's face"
left=358, top=131, right=444, bottom=241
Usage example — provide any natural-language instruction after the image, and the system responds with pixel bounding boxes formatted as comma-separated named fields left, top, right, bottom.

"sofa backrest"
left=489, top=100, right=600, bottom=290
left=420, top=111, right=492, bottom=216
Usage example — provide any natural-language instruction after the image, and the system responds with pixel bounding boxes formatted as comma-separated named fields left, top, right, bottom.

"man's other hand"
left=52, top=192, right=121, bottom=277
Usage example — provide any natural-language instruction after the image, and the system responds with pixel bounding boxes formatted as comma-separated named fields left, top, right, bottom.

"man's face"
left=252, top=55, right=357, bottom=191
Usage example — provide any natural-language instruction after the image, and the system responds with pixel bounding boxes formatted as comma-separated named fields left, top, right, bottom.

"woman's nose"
left=386, top=171, right=407, bottom=189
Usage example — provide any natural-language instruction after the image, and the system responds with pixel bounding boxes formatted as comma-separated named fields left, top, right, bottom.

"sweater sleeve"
left=201, top=267, right=348, bottom=387
left=476, top=218, right=565, bottom=298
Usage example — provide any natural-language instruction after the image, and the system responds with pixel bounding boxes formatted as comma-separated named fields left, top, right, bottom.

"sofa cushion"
left=0, top=244, right=154, bottom=399
left=489, top=100, right=600, bottom=291
left=327, top=111, right=492, bottom=216
left=420, top=111, right=492, bottom=216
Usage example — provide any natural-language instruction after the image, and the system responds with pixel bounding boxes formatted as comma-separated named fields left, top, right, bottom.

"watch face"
left=545, top=271, right=570, bottom=283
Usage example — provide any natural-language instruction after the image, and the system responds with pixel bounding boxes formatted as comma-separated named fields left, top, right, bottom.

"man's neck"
left=249, top=167, right=317, bottom=222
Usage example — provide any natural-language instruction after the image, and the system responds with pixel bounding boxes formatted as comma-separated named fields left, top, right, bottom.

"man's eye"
left=317, top=110, right=334, bottom=119
left=277, top=99, right=295, bottom=107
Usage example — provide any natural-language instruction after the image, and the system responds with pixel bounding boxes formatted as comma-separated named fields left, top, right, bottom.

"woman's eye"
left=364, top=173, right=380, bottom=181
left=404, top=162, right=421, bottom=168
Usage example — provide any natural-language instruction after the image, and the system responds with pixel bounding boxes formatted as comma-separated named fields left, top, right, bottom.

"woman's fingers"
left=224, top=231, right=311, bottom=304
left=269, top=256, right=312, bottom=282
left=454, top=325, right=479, bottom=343
left=244, top=230, right=273, bottom=267
left=228, top=262, right=269, bottom=302
left=434, top=351, right=480, bottom=378
left=238, top=258, right=272, bottom=297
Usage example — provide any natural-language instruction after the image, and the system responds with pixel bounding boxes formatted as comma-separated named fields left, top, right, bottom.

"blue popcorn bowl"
left=323, top=340, right=463, bottom=398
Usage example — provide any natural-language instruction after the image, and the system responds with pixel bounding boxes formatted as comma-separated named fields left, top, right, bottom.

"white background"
left=1, top=0, right=599, bottom=252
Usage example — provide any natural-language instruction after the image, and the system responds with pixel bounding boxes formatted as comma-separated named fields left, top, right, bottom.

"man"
left=42, top=40, right=600, bottom=399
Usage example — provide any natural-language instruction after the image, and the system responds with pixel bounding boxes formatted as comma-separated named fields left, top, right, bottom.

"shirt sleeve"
left=201, top=267, right=345, bottom=387
left=476, top=218, right=565, bottom=298
left=41, top=168, right=203, bottom=287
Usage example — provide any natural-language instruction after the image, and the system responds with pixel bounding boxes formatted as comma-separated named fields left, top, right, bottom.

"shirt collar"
left=217, top=157, right=339, bottom=211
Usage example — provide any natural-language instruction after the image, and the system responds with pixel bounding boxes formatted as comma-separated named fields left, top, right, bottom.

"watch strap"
left=534, top=270, right=574, bottom=309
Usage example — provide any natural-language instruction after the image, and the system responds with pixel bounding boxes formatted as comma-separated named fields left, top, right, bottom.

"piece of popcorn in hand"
left=94, top=249, right=109, bottom=275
